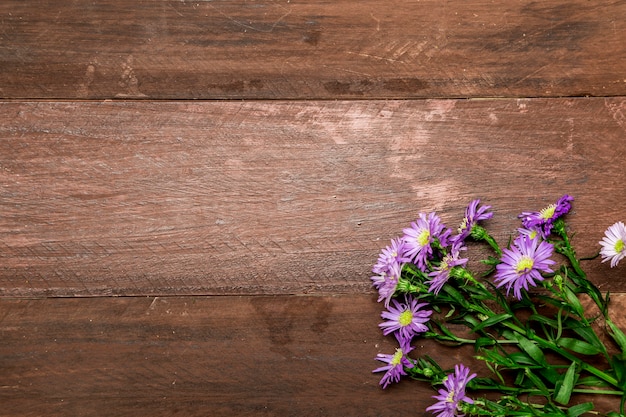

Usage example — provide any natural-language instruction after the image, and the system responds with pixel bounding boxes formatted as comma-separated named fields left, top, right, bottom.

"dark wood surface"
left=1, top=0, right=626, bottom=99
left=2, top=1, right=626, bottom=416
left=1, top=294, right=623, bottom=417
left=0, top=295, right=441, bottom=417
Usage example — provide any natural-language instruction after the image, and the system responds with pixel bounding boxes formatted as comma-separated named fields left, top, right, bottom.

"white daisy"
left=599, top=221, right=626, bottom=268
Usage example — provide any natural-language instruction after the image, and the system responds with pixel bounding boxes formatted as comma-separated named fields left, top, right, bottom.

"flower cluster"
left=371, top=196, right=626, bottom=417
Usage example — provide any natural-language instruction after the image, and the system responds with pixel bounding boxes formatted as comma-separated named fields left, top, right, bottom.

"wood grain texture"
left=0, top=294, right=623, bottom=416
left=1, top=98, right=625, bottom=296
left=3, top=1, right=626, bottom=415
left=0, top=295, right=447, bottom=417
left=1, top=0, right=626, bottom=99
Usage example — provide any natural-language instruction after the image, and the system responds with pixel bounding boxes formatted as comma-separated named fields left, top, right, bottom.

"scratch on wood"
left=148, top=297, right=159, bottom=312
left=605, top=98, right=626, bottom=132
left=346, top=51, right=404, bottom=64
left=167, top=3, right=184, bottom=18
left=208, top=4, right=292, bottom=33
left=370, top=13, right=380, bottom=31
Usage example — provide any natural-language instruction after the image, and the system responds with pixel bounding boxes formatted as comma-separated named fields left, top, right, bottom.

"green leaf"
left=555, top=362, right=577, bottom=405
left=515, top=334, right=548, bottom=367
left=607, top=319, right=626, bottom=352
left=461, top=315, right=480, bottom=328
left=471, top=313, right=512, bottom=333
left=576, top=375, right=611, bottom=387
left=563, top=285, right=584, bottom=316
left=528, top=313, right=558, bottom=329
left=557, top=337, right=603, bottom=355
left=567, top=402, right=594, bottom=417
left=433, top=321, right=456, bottom=339
left=538, top=365, right=562, bottom=386
left=442, top=285, right=468, bottom=307
left=610, top=354, right=626, bottom=388
left=474, top=337, right=495, bottom=350
left=566, top=320, right=597, bottom=340
left=476, top=348, right=513, bottom=367
left=506, top=352, right=539, bottom=367
left=523, top=368, right=550, bottom=396
left=444, top=305, right=456, bottom=318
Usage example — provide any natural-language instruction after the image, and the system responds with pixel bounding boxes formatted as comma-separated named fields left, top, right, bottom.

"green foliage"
left=374, top=200, right=626, bottom=416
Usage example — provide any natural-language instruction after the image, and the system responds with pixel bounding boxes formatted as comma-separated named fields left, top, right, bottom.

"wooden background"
left=1, top=1, right=625, bottom=415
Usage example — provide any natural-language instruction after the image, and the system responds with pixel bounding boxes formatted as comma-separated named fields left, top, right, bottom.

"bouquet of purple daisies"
left=371, top=195, right=626, bottom=417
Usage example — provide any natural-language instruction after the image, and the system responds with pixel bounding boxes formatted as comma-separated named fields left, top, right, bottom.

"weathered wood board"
left=1, top=1, right=625, bottom=99
left=1, top=98, right=625, bottom=296
left=0, top=294, right=623, bottom=416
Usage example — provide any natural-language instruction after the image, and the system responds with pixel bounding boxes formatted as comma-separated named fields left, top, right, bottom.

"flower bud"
left=470, top=225, right=489, bottom=241
left=553, top=274, right=564, bottom=291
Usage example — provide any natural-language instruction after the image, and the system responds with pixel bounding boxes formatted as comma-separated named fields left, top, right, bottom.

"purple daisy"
left=518, top=195, right=573, bottom=238
left=426, top=244, right=468, bottom=295
left=371, top=262, right=402, bottom=307
left=452, top=199, right=493, bottom=244
left=426, top=364, right=476, bottom=417
left=379, top=295, right=432, bottom=344
left=372, top=237, right=411, bottom=275
left=402, top=212, right=451, bottom=270
left=373, top=341, right=414, bottom=389
left=494, top=235, right=556, bottom=300
left=599, top=221, right=626, bottom=268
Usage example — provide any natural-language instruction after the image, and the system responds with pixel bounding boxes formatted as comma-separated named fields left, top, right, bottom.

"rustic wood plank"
left=0, top=294, right=623, bottom=416
left=1, top=0, right=626, bottom=99
left=0, top=295, right=442, bottom=417
left=1, top=98, right=626, bottom=297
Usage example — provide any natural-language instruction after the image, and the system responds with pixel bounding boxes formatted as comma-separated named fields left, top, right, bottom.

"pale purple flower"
left=426, top=364, right=476, bottom=417
left=426, top=244, right=468, bottom=295
left=519, top=195, right=573, bottom=237
left=600, top=221, right=626, bottom=268
left=452, top=199, right=493, bottom=244
left=494, top=235, right=556, bottom=300
left=373, top=341, right=414, bottom=389
left=372, top=237, right=411, bottom=275
left=371, top=262, right=402, bottom=307
left=379, top=295, right=432, bottom=344
left=403, top=212, right=451, bottom=270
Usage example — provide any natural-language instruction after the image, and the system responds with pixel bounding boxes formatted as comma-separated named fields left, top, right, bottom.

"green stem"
left=471, top=225, right=502, bottom=257
left=572, top=389, right=625, bottom=396
left=502, top=321, right=621, bottom=390
left=424, top=331, right=519, bottom=346
left=552, top=218, right=588, bottom=278
left=471, top=383, right=623, bottom=397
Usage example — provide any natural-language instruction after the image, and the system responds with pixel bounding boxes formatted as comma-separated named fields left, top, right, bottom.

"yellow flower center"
left=390, top=348, right=403, bottom=366
left=540, top=204, right=556, bottom=220
left=398, top=310, right=413, bottom=326
left=516, top=256, right=534, bottom=274
left=440, top=258, right=450, bottom=271
left=417, top=229, right=430, bottom=246
left=458, top=217, right=469, bottom=233
left=446, top=388, right=456, bottom=403
left=616, top=239, right=625, bottom=253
